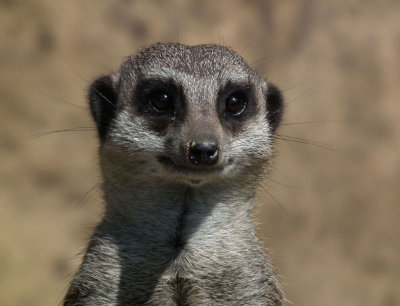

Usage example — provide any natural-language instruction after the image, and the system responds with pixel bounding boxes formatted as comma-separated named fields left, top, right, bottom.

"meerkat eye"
left=225, top=92, right=247, bottom=116
left=148, top=90, right=174, bottom=113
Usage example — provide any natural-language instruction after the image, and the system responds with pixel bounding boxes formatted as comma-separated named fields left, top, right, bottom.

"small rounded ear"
left=265, top=83, right=284, bottom=133
left=88, top=75, right=118, bottom=141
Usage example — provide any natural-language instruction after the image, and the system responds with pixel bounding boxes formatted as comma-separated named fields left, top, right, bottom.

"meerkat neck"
left=100, top=180, right=258, bottom=242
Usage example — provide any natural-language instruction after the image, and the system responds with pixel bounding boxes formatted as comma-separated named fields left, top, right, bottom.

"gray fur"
left=64, top=43, right=284, bottom=305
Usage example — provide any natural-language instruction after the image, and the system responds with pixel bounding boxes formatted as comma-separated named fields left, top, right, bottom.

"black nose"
left=188, top=140, right=219, bottom=166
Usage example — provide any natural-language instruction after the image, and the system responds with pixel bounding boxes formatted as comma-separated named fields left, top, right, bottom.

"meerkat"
left=64, top=42, right=285, bottom=305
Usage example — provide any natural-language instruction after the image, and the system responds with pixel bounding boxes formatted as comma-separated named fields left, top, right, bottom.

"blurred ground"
left=1, top=0, right=399, bottom=305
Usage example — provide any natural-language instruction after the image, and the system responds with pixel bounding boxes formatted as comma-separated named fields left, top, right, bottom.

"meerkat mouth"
left=156, top=155, right=231, bottom=175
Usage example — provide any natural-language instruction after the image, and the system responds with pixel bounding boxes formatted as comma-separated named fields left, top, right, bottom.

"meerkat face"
left=88, top=43, right=283, bottom=186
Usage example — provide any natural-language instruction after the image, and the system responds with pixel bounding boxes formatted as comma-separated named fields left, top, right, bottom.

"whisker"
left=277, top=134, right=332, bottom=147
left=250, top=54, right=278, bottom=67
left=275, top=134, right=341, bottom=153
left=240, top=38, right=257, bottom=56
left=258, top=183, right=295, bottom=225
left=60, top=52, right=89, bottom=83
left=266, top=177, right=299, bottom=189
left=176, top=23, right=180, bottom=43
left=281, top=120, right=344, bottom=126
left=91, top=87, right=117, bottom=108
left=279, top=80, right=307, bottom=92
left=285, top=87, right=316, bottom=106
left=60, top=53, right=117, bottom=108
left=23, top=127, right=95, bottom=141
left=33, top=91, right=86, bottom=109
left=75, top=178, right=103, bottom=208
left=218, top=27, right=224, bottom=45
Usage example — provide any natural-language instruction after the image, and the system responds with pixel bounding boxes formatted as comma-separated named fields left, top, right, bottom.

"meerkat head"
left=88, top=43, right=283, bottom=187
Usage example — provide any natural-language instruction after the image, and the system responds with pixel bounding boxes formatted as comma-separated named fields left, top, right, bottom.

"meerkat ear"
left=265, top=83, right=284, bottom=133
left=88, top=75, right=118, bottom=140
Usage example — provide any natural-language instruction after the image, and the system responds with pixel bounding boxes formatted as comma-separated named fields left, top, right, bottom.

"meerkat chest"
left=147, top=229, right=267, bottom=304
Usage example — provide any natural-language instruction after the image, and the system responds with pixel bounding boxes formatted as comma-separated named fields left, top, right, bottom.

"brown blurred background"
left=1, top=0, right=399, bottom=305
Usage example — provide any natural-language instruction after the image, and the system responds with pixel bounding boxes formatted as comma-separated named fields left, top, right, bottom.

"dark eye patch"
left=135, top=79, right=182, bottom=117
left=217, top=82, right=257, bottom=131
left=133, top=78, right=186, bottom=134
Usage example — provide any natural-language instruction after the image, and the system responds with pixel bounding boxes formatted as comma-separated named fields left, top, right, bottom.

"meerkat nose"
left=187, top=138, right=219, bottom=166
